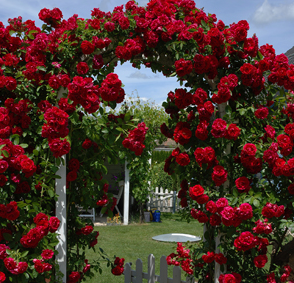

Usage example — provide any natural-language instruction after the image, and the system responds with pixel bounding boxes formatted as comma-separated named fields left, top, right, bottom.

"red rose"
left=0, top=160, right=8, bottom=173
left=4, top=257, right=16, bottom=272
left=41, top=249, right=54, bottom=259
left=288, top=183, right=294, bottom=195
left=220, top=206, right=235, bottom=226
left=5, top=201, right=20, bottom=221
left=15, top=181, right=31, bottom=194
left=76, top=62, right=89, bottom=74
left=118, top=16, right=130, bottom=30
left=111, top=265, right=124, bottom=276
left=189, top=185, right=204, bottom=200
left=21, top=115, right=31, bottom=129
left=234, top=231, right=258, bottom=251
left=48, top=138, right=70, bottom=157
left=262, top=202, right=284, bottom=218
left=206, top=201, right=217, bottom=213
left=194, top=148, right=205, bottom=167
left=0, top=175, right=7, bottom=187
left=81, top=40, right=95, bottom=54
left=255, top=107, right=269, bottom=119
left=82, top=139, right=92, bottom=149
left=34, top=259, right=45, bottom=273
left=69, top=158, right=80, bottom=171
left=215, top=253, right=227, bottom=265
left=226, top=124, right=241, bottom=140
left=0, top=244, right=10, bottom=260
left=195, top=121, right=209, bottom=140
left=238, top=203, right=253, bottom=220
left=254, top=254, right=268, bottom=268
left=93, top=54, right=104, bottom=69
left=212, top=165, right=227, bottom=186
left=49, top=216, right=60, bottom=232
left=0, top=271, right=6, bottom=282
left=175, top=59, right=193, bottom=77
left=5, top=77, right=17, bottom=91
left=196, top=194, right=209, bottom=204
left=90, top=238, right=98, bottom=247
left=195, top=210, right=208, bottom=223
left=216, top=198, right=228, bottom=213
left=209, top=214, right=221, bottom=226
left=211, top=118, right=227, bottom=138
left=202, top=251, right=214, bottom=263
left=68, top=271, right=81, bottom=283
left=81, top=225, right=93, bottom=235
left=193, top=88, right=208, bottom=105
left=34, top=213, right=48, bottom=224
left=253, top=219, right=272, bottom=234
left=240, top=63, right=256, bottom=75
left=48, top=75, right=60, bottom=89
left=67, top=171, right=77, bottom=182
left=174, top=122, right=191, bottom=145
left=20, top=227, right=42, bottom=248
left=235, top=176, right=251, bottom=193
left=175, top=153, right=190, bottom=166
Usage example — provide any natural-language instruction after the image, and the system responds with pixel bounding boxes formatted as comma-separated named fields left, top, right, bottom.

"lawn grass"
left=85, top=213, right=203, bottom=282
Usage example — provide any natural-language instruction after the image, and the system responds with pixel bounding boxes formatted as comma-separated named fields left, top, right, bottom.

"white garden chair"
left=100, top=182, right=124, bottom=218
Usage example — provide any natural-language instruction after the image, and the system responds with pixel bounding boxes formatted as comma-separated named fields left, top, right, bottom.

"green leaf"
left=238, top=108, right=246, bottom=116
left=102, top=128, right=109, bottom=134
left=13, top=135, right=19, bottom=145
left=3, top=232, right=13, bottom=241
left=48, top=189, right=55, bottom=198
left=33, top=149, right=39, bottom=156
left=37, top=66, right=46, bottom=72
left=20, top=143, right=28, bottom=148
left=253, top=199, right=260, bottom=207
left=2, top=150, right=9, bottom=158
left=21, top=250, right=29, bottom=258
left=225, top=105, right=232, bottom=114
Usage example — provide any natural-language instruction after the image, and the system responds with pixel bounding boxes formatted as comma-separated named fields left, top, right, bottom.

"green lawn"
left=85, top=213, right=203, bottom=282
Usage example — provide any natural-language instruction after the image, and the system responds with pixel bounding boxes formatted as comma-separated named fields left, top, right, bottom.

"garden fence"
left=147, top=188, right=180, bottom=213
left=124, top=254, right=195, bottom=283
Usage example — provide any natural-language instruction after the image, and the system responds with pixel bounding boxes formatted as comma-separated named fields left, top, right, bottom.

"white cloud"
left=253, top=0, right=294, bottom=24
left=127, top=70, right=160, bottom=80
left=124, top=95, right=148, bottom=102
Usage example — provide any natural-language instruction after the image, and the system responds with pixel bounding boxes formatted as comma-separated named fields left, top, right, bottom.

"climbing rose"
left=254, top=254, right=268, bottom=268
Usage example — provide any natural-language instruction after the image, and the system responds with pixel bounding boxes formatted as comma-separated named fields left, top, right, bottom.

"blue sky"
left=1, top=0, right=294, bottom=105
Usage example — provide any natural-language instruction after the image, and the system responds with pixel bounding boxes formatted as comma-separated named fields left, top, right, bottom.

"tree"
left=114, top=95, right=169, bottom=222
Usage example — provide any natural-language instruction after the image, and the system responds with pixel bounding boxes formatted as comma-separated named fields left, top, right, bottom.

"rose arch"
left=0, top=0, right=294, bottom=282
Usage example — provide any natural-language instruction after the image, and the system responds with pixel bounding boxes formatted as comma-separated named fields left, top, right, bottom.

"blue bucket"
left=153, top=210, right=161, bottom=222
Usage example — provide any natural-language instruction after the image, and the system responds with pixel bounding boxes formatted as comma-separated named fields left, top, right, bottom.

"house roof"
left=285, top=46, right=294, bottom=65
left=154, top=138, right=177, bottom=150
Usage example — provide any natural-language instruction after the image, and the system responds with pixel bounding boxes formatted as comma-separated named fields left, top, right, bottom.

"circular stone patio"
left=152, top=233, right=201, bottom=243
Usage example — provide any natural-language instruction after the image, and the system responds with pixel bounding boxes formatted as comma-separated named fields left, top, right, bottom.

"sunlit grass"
left=85, top=212, right=203, bottom=282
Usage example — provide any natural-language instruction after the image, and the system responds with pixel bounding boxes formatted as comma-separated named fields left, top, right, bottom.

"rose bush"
left=1, top=0, right=294, bottom=282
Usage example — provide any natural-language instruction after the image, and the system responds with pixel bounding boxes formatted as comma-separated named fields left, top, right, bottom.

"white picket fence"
left=147, top=188, right=180, bottom=213
left=124, top=254, right=195, bottom=283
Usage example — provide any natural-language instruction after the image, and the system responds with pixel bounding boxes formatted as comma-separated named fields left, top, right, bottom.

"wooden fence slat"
left=147, top=189, right=180, bottom=213
left=124, top=263, right=132, bottom=283
left=148, top=254, right=156, bottom=283
left=136, top=258, right=143, bottom=283
left=124, top=254, right=195, bottom=283
left=172, top=266, right=181, bottom=283
left=159, top=256, right=168, bottom=283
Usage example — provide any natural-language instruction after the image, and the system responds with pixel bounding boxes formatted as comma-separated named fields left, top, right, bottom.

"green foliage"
left=152, top=150, right=172, bottom=165
left=150, top=162, right=180, bottom=192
